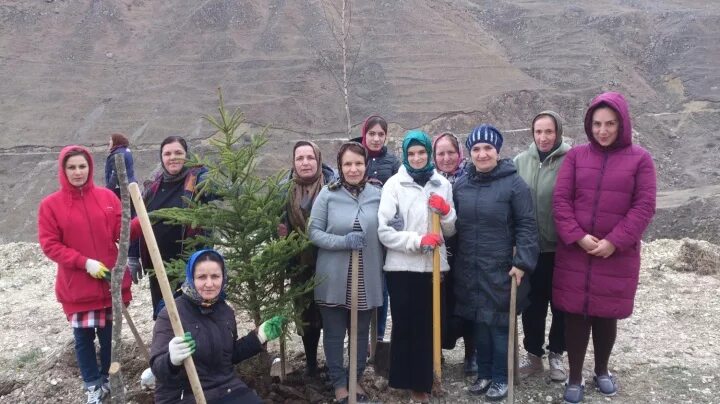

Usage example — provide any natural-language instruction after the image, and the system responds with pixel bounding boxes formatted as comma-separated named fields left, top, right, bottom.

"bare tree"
left=311, top=0, right=362, bottom=137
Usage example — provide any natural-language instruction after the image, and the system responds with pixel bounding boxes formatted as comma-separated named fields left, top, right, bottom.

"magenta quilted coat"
left=552, top=92, right=656, bottom=319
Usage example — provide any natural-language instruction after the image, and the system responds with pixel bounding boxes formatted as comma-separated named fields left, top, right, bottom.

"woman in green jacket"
left=513, top=111, right=571, bottom=382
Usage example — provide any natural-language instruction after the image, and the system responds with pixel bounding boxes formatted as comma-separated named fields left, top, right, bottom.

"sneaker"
left=468, top=378, right=491, bottom=395
left=463, top=353, right=478, bottom=376
left=85, top=385, right=104, bottom=404
left=485, top=382, right=508, bottom=401
left=563, top=380, right=585, bottom=404
left=594, top=373, right=618, bottom=397
left=518, top=352, right=544, bottom=379
left=140, top=367, right=156, bottom=390
left=548, top=352, right=567, bottom=382
left=101, top=380, right=110, bottom=395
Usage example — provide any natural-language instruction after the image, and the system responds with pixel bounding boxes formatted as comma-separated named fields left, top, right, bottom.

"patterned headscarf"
left=181, top=249, right=227, bottom=312
left=288, top=141, right=324, bottom=232
left=329, top=141, right=368, bottom=196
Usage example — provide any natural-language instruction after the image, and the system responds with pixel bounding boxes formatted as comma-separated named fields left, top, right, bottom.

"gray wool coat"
left=308, top=184, right=384, bottom=308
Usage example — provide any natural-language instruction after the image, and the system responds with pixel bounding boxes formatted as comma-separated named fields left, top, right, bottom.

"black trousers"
left=521, top=252, right=565, bottom=356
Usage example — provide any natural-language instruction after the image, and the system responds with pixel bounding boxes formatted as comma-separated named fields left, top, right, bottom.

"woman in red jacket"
left=38, top=145, right=132, bottom=404
left=553, top=92, right=656, bottom=403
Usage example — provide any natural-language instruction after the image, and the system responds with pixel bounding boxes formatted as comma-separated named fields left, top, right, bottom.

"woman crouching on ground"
left=150, top=249, right=284, bottom=403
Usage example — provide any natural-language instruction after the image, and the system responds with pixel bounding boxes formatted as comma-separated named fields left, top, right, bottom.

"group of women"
left=38, top=91, right=656, bottom=404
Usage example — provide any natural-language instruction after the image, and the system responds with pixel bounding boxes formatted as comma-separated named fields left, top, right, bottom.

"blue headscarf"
left=181, top=249, right=228, bottom=311
left=402, top=130, right=435, bottom=185
left=402, top=130, right=435, bottom=172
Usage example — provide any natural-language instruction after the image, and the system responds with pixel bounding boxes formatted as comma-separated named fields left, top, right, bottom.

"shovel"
left=129, top=183, right=207, bottom=404
left=508, top=275, right=518, bottom=404
left=431, top=212, right=443, bottom=394
left=349, top=250, right=360, bottom=404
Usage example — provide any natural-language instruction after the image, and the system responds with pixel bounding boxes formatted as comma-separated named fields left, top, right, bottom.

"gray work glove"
left=128, top=257, right=143, bottom=284
left=344, top=231, right=366, bottom=250
left=387, top=214, right=404, bottom=231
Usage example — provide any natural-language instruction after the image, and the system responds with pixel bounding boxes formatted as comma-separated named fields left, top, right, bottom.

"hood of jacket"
left=58, top=145, right=96, bottom=195
left=532, top=110, right=564, bottom=150
left=466, top=158, right=517, bottom=182
left=584, top=92, right=632, bottom=150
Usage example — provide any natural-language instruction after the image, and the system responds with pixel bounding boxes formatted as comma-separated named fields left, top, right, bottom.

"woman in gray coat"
left=309, top=141, right=383, bottom=403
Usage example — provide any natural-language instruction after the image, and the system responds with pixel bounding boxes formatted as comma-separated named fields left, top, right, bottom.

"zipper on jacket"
left=533, top=161, right=542, bottom=241
left=584, top=152, right=609, bottom=316
left=80, top=191, right=110, bottom=302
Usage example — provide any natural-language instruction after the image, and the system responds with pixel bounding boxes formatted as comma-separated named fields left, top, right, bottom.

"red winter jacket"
left=552, top=92, right=656, bottom=319
left=38, top=145, right=132, bottom=317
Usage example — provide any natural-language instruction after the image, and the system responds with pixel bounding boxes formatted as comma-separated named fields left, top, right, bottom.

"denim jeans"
left=474, top=321, right=509, bottom=384
left=319, top=306, right=372, bottom=389
left=73, top=326, right=112, bottom=388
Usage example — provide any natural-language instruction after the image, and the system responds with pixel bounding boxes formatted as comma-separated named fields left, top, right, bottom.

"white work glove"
left=85, top=259, right=110, bottom=281
left=168, top=332, right=196, bottom=366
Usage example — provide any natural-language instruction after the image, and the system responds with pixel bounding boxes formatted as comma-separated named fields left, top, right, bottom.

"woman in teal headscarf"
left=377, top=130, right=457, bottom=402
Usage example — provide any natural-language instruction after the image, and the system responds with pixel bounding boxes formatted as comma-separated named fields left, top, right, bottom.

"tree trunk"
left=109, top=154, right=131, bottom=403
left=341, top=0, right=351, bottom=137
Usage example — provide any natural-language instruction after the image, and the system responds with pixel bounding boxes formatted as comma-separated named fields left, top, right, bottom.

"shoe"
left=518, top=352, right=544, bottom=379
left=594, top=373, right=618, bottom=397
left=409, top=391, right=430, bottom=403
left=468, top=378, right=491, bottom=395
left=485, top=382, right=508, bottom=401
left=548, top=352, right=567, bottom=382
left=140, top=367, right=156, bottom=390
left=85, top=385, right=104, bottom=404
left=563, top=380, right=585, bottom=404
left=101, top=380, right=110, bottom=396
left=463, top=353, right=478, bottom=375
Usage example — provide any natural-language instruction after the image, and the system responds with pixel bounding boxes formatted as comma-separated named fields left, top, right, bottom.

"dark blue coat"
left=104, top=146, right=136, bottom=189
left=452, top=159, right=539, bottom=326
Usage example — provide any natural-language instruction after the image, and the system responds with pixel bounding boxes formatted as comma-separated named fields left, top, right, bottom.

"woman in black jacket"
left=279, top=140, right=335, bottom=376
left=150, top=249, right=284, bottom=403
left=351, top=115, right=400, bottom=343
left=453, top=124, right=538, bottom=401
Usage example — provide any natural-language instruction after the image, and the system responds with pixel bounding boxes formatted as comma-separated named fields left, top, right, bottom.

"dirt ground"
left=0, top=239, right=718, bottom=404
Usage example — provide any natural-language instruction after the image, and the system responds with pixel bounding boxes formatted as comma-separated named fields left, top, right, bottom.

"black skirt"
left=386, top=271, right=434, bottom=393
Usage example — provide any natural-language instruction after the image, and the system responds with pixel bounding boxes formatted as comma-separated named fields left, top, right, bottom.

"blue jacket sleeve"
left=124, top=150, right=137, bottom=184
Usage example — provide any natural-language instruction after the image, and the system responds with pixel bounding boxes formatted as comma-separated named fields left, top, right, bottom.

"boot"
left=518, top=352, right=543, bottom=379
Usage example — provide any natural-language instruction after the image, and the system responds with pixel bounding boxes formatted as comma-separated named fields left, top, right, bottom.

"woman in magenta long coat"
left=552, top=92, right=656, bottom=403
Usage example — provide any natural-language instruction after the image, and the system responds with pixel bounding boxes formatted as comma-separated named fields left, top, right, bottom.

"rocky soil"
left=0, top=239, right=718, bottom=403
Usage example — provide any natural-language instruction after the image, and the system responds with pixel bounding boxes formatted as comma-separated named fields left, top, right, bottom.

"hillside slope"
left=0, top=0, right=718, bottom=241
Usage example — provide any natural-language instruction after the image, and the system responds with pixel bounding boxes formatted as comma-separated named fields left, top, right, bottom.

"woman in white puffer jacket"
left=377, top=129, right=456, bottom=403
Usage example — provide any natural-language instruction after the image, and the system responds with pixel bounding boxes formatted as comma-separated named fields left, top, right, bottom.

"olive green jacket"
left=513, top=142, right=571, bottom=252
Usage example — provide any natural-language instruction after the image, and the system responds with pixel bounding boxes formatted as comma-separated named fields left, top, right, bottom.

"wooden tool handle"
left=129, top=183, right=207, bottom=404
